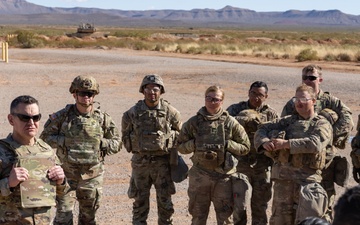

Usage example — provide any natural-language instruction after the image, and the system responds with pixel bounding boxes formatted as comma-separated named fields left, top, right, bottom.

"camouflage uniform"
left=40, top=76, right=121, bottom=225
left=0, top=134, right=67, bottom=225
left=122, top=98, right=182, bottom=225
left=351, top=114, right=360, bottom=183
left=177, top=107, right=250, bottom=225
left=281, top=89, right=354, bottom=221
left=227, top=101, right=278, bottom=225
left=254, top=114, right=333, bottom=225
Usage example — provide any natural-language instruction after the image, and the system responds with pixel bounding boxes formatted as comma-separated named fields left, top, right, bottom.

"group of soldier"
left=0, top=63, right=358, bottom=225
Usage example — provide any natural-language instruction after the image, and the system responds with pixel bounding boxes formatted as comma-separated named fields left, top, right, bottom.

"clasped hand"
left=262, top=138, right=289, bottom=152
left=9, top=165, right=65, bottom=187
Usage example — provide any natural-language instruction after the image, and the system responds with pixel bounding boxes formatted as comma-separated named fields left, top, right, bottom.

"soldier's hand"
left=262, top=141, right=276, bottom=152
left=8, top=167, right=29, bottom=187
left=353, top=167, right=360, bottom=183
left=272, top=138, right=290, bottom=150
left=48, top=165, right=65, bottom=185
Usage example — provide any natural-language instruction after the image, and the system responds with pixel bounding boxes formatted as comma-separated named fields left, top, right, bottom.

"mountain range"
left=1, top=0, right=360, bottom=27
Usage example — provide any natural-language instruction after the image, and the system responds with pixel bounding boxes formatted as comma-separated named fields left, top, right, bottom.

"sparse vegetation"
left=295, top=49, right=319, bottom=62
left=2, top=25, right=360, bottom=63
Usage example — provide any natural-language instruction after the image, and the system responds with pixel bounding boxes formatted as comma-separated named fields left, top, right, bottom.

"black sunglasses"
left=12, top=113, right=42, bottom=122
left=77, top=91, right=95, bottom=97
left=302, top=75, right=318, bottom=81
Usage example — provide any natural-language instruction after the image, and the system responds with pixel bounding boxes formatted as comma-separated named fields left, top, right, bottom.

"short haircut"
left=302, top=64, right=322, bottom=77
left=296, top=84, right=316, bottom=100
left=205, top=85, right=224, bottom=100
left=249, top=81, right=268, bottom=93
left=10, top=95, right=39, bottom=113
left=333, top=186, right=360, bottom=225
left=298, top=216, right=330, bottom=225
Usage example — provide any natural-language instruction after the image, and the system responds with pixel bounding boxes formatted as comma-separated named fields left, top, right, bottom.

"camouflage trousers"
left=0, top=207, right=53, bottom=225
left=234, top=163, right=272, bottom=225
left=128, top=154, right=175, bottom=225
left=320, top=162, right=336, bottom=223
left=188, top=166, right=233, bottom=225
left=54, top=164, right=104, bottom=225
left=270, top=180, right=328, bottom=225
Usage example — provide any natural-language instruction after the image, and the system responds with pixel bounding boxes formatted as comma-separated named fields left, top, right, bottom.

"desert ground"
left=1, top=48, right=359, bottom=224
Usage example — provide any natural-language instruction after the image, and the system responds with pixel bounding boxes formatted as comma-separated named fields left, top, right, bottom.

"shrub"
left=336, top=53, right=352, bottom=62
left=295, top=49, right=319, bottom=62
left=16, top=30, right=43, bottom=48
left=355, top=52, right=360, bottom=62
left=186, top=46, right=201, bottom=54
left=153, top=44, right=165, bottom=51
left=282, top=54, right=290, bottom=59
left=323, top=53, right=337, bottom=61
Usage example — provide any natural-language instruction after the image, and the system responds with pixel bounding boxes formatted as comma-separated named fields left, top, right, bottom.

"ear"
left=318, top=77, right=323, bottom=83
left=8, top=114, right=14, bottom=126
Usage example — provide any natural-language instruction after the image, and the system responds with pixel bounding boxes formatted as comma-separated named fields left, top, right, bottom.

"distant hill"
left=1, top=0, right=360, bottom=27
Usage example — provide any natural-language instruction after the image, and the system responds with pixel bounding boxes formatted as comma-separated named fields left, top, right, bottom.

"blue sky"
left=26, top=0, right=360, bottom=15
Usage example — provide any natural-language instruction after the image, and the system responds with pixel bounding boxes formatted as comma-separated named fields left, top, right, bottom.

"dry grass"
left=2, top=25, right=360, bottom=62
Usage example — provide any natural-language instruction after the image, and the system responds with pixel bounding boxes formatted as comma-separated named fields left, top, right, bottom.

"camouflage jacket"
left=121, top=98, right=182, bottom=156
left=254, top=114, right=333, bottom=183
left=0, top=134, right=67, bottom=222
left=227, top=101, right=278, bottom=153
left=40, top=104, right=121, bottom=166
left=177, top=107, right=250, bottom=175
left=281, top=89, right=354, bottom=149
left=351, top=114, right=360, bottom=168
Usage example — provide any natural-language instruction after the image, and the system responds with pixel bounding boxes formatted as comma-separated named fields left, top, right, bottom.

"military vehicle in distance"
left=77, top=23, right=96, bottom=34
left=66, top=23, right=108, bottom=38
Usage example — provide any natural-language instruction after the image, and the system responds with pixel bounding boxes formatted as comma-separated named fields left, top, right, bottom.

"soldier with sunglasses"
left=0, top=95, right=68, bottom=224
left=281, top=64, right=354, bottom=222
left=177, top=85, right=250, bottom=225
left=227, top=81, right=279, bottom=225
left=40, top=75, right=121, bottom=225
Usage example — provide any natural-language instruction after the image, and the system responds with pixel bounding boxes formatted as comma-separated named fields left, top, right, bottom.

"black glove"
left=353, top=167, right=360, bottom=183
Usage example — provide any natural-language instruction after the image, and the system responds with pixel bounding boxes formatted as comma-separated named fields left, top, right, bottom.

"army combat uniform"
left=177, top=107, right=250, bottom=225
left=40, top=104, right=121, bottom=225
left=122, top=98, right=182, bottom=225
left=254, top=114, right=333, bottom=225
left=0, top=135, right=68, bottom=225
left=281, top=89, right=354, bottom=221
left=227, top=101, right=278, bottom=225
left=351, top=114, right=360, bottom=183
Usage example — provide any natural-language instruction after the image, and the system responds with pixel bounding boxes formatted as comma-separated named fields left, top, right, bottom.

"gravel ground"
left=0, top=48, right=359, bottom=224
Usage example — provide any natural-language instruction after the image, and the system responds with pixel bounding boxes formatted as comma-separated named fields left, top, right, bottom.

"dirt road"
left=1, top=48, right=359, bottom=224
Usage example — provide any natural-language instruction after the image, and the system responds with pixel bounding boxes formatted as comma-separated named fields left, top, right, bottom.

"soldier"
left=177, top=85, right=250, bottom=225
left=121, top=74, right=182, bottom=225
left=227, top=81, right=278, bottom=225
left=281, top=64, right=354, bottom=222
left=40, top=75, right=121, bottom=225
left=350, top=114, right=360, bottom=183
left=333, top=185, right=360, bottom=225
left=0, top=95, right=67, bottom=224
left=255, top=84, right=333, bottom=225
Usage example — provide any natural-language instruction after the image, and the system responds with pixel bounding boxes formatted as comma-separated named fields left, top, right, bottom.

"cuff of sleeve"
left=56, top=178, right=70, bottom=193
left=0, top=178, right=12, bottom=197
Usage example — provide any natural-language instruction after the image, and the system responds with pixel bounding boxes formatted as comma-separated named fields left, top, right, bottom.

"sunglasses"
left=77, top=91, right=95, bottom=97
left=302, top=75, right=318, bottom=81
left=12, top=113, right=42, bottom=122
left=205, top=96, right=222, bottom=103
left=292, top=97, right=312, bottom=104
